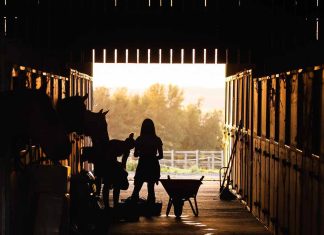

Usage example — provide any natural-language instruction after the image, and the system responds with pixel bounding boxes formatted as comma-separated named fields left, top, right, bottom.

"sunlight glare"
left=93, top=63, right=225, bottom=90
left=93, top=63, right=226, bottom=111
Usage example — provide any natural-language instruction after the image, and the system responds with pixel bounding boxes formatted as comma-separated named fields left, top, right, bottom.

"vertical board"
left=247, top=72, right=253, bottom=209
left=269, top=76, right=277, bottom=231
left=260, top=78, right=267, bottom=224
left=269, top=141, right=279, bottom=233
left=295, top=150, right=303, bottom=235
left=253, top=137, right=261, bottom=218
left=311, top=156, right=320, bottom=235
left=252, top=79, right=259, bottom=216
left=320, top=68, right=324, bottom=235
left=288, top=150, right=297, bottom=235
left=320, top=159, right=324, bottom=235
left=277, top=75, right=286, bottom=235
left=288, top=73, right=298, bottom=235
left=300, top=71, right=312, bottom=235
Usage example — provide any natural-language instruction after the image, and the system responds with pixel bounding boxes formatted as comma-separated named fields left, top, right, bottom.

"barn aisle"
left=108, top=176, right=272, bottom=235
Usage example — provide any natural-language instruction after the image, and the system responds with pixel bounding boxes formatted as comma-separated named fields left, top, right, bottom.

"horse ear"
left=99, top=109, right=103, bottom=113
left=82, top=93, right=88, bottom=102
left=103, top=110, right=109, bottom=116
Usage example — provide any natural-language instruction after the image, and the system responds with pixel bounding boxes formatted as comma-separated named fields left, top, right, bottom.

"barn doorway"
left=92, top=48, right=226, bottom=180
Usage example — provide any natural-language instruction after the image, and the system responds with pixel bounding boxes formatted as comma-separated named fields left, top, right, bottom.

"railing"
left=127, top=150, right=224, bottom=170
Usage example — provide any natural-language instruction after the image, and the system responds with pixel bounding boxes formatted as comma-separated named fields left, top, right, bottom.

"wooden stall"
left=0, top=64, right=93, bottom=235
left=225, top=65, right=324, bottom=235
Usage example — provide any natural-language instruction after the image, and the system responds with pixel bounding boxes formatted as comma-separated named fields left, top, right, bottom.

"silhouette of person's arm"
left=134, top=139, right=139, bottom=158
left=121, top=150, right=130, bottom=169
left=157, top=139, right=163, bottom=160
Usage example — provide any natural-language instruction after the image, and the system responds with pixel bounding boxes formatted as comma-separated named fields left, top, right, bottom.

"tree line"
left=93, top=84, right=224, bottom=150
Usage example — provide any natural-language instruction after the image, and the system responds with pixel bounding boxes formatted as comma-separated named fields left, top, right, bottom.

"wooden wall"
left=224, top=65, right=324, bottom=235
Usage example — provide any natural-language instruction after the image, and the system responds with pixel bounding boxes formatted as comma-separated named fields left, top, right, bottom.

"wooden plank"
left=246, top=134, right=252, bottom=209
left=253, top=80, right=258, bottom=135
left=0, top=160, right=4, bottom=235
left=288, top=149, right=297, bottom=235
left=260, top=139, right=266, bottom=223
left=238, top=77, right=242, bottom=126
left=268, top=77, right=277, bottom=232
left=233, top=79, right=237, bottom=127
left=252, top=79, right=260, bottom=217
left=270, top=142, right=279, bottom=233
left=311, top=156, right=320, bottom=235
left=247, top=72, right=253, bottom=209
left=228, top=79, right=232, bottom=126
left=320, top=68, right=324, bottom=235
left=238, top=77, right=243, bottom=197
left=225, top=82, right=228, bottom=125
left=277, top=145, right=285, bottom=235
left=301, top=154, right=312, bottom=235
left=277, top=75, right=285, bottom=234
left=264, top=139, right=271, bottom=226
left=290, top=74, right=298, bottom=147
left=322, top=68, right=324, bottom=156
left=261, top=79, right=267, bottom=137
left=300, top=71, right=313, bottom=235
left=257, top=138, right=262, bottom=219
left=320, top=160, right=324, bottom=235
left=242, top=135, right=247, bottom=202
left=295, top=151, right=303, bottom=235
left=260, top=78, right=268, bottom=224
left=279, top=76, right=286, bottom=145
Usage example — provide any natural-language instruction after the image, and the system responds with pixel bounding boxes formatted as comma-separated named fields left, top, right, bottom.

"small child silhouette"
left=103, top=133, right=135, bottom=208
left=131, top=118, right=163, bottom=204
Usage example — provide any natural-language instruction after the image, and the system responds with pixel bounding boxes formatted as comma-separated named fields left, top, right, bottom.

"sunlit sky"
left=93, top=63, right=226, bottom=89
left=93, top=63, right=226, bottom=111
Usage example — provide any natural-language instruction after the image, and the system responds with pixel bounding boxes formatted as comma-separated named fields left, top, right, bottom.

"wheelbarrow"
left=159, top=175, right=204, bottom=217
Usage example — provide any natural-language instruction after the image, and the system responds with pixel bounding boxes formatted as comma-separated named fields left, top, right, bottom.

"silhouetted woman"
left=131, top=118, right=163, bottom=203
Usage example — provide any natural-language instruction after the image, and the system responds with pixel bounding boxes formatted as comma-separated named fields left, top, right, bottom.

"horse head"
left=83, top=109, right=109, bottom=145
left=0, top=89, right=71, bottom=162
left=56, top=94, right=88, bottom=135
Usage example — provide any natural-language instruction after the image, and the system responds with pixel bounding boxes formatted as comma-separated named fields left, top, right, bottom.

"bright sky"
left=93, top=63, right=226, bottom=89
left=93, top=63, right=226, bottom=111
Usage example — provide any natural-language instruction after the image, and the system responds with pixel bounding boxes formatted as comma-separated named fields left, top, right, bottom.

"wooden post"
left=184, top=153, right=188, bottom=169
left=171, top=150, right=174, bottom=168
left=196, top=150, right=199, bottom=168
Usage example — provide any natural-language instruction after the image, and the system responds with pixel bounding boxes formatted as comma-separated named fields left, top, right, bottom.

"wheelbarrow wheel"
left=173, top=199, right=184, bottom=217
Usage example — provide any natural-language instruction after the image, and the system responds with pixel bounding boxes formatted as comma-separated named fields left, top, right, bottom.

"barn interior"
left=0, top=0, right=323, bottom=235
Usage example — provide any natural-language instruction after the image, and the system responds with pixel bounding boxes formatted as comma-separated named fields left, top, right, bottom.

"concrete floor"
left=107, top=174, right=272, bottom=235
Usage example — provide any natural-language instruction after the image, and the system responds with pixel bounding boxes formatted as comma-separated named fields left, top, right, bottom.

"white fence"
left=126, top=150, right=224, bottom=170
left=160, top=150, right=223, bottom=170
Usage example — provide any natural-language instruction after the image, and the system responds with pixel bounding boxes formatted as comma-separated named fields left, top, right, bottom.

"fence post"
left=196, top=150, right=199, bottom=168
left=171, top=150, right=174, bottom=168
left=184, top=153, right=188, bottom=169
left=221, top=151, right=224, bottom=167
left=211, top=153, right=215, bottom=169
